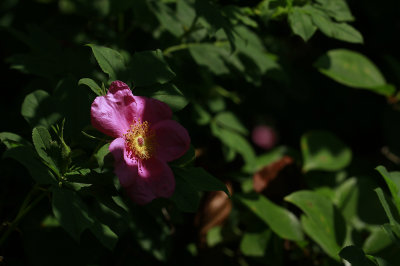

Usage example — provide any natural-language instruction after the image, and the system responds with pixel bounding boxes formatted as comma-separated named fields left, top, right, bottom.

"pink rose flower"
left=91, top=81, right=190, bottom=204
left=251, top=125, right=277, bottom=150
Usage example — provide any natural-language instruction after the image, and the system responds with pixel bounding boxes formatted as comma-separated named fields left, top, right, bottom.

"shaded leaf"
left=89, top=220, right=118, bottom=250
left=170, top=174, right=200, bottom=212
left=174, top=167, right=229, bottom=196
left=170, top=145, right=195, bottom=167
left=52, top=187, right=94, bottom=242
left=376, top=165, right=400, bottom=213
left=148, top=0, right=184, bottom=37
left=32, top=127, right=61, bottom=175
left=3, top=146, right=56, bottom=185
left=243, top=146, right=288, bottom=173
left=21, top=90, right=61, bottom=128
left=375, top=188, right=400, bottom=238
left=363, top=227, right=392, bottom=254
left=215, top=111, right=248, bottom=135
left=211, top=121, right=256, bottom=165
left=339, top=245, right=377, bottom=266
left=129, top=50, right=176, bottom=87
left=301, top=130, right=352, bottom=172
left=134, top=83, right=187, bottom=111
left=0, top=132, right=31, bottom=149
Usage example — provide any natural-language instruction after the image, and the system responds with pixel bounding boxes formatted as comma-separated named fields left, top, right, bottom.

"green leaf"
left=176, top=0, right=196, bottom=29
left=189, top=44, right=230, bottom=75
left=0, top=132, right=31, bottom=149
left=170, top=145, right=195, bottom=167
left=363, top=227, right=392, bottom=254
left=206, top=226, right=223, bottom=247
left=301, top=130, right=352, bottom=172
left=78, top=78, right=104, bottom=96
left=339, top=246, right=377, bottom=266
left=237, top=194, right=304, bottom=241
left=307, top=6, right=363, bottom=43
left=381, top=223, right=400, bottom=248
left=87, top=44, right=126, bottom=81
left=134, top=83, right=187, bottom=111
left=21, top=90, right=61, bottom=128
left=288, top=7, right=317, bottom=41
left=3, top=146, right=56, bottom=185
left=148, top=1, right=184, bottom=37
left=32, top=127, right=61, bottom=175
left=192, top=103, right=211, bottom=125
left=174, top=167, right=229, bottom=196
left=314, top=49, right=391, bottom=95
left=195, top=0, right=236, bottom=51
left=52, top=187, right=94, bottom=242
left=170, top=174, right=200, bottom=212
left=223, top=6, right=258, bottom=28
left=129, top=50, right=176, bottom=87
left=243, top=146, right=288, bottom=173
left=233, top=26, right=279, bottom=85
left=368, top=84, right=396, bottom=96
left=375, top=188, right=400, bottom=238
left=315, top=0, right=355, bottom=22
left=211, top=121, right=256, bottom=165
left=285, top=190, right=346, bottom=260
left=89, top=220, right=118, bottom=250
left=240, top=229, right=271, bottom=257
left=94, top=143, right=110, bottom=169
left=335, top=177, right=387, bottom=225
left=215, top=111, right=248, bottom=135
left=376, top=166, right=400, bottom=213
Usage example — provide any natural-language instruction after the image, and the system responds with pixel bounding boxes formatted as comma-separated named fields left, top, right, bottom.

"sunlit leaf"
left=237, top=194, right=304, bottom=241
left=78, top=78, right=103, bottom=96
left=286, top=190, right=346, bottom=260
left=314, top=49, right=392, bottom=96
left=88, top=44, right=126, bottom=81
left=288, top=7, right=317, bottom=41
left=240, top=229, right=271, bottom=257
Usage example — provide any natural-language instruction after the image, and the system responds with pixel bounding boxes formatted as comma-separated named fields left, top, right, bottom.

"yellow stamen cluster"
left=124, top=120, right=156, bottom=160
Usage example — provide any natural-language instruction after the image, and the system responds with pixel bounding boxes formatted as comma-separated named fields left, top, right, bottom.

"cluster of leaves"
left=1, top=0, right=400, bottom=265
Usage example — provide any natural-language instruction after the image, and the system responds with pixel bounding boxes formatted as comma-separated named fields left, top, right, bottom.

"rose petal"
left=133, top=96, right=172, bottom=125
left=152, top=120, right=191, bottom=162
left=125, top=158, right=175, bottom=204
left=91, top=81, right=139, bottom=138
left=109, top=137, right=138, bottom=187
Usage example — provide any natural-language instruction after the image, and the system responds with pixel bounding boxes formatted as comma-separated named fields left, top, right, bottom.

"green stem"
left=0, top=189, right=47, bottom=246
left=163, top=43, right=198, bottom=56
left=163, top=41, right=228, bottom=56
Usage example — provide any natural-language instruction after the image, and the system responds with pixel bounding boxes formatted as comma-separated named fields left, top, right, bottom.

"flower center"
left=124, top=120, right=156, bottom=160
